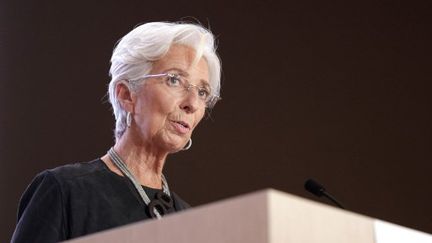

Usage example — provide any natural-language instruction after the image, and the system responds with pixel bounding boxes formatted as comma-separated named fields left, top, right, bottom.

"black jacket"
left=11, top=159, right=190, bottom=242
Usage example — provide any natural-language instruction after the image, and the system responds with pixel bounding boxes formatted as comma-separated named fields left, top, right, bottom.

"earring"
left=182, top=138, right=192, bottom=150
left=126, top=112, right=132, bottom=128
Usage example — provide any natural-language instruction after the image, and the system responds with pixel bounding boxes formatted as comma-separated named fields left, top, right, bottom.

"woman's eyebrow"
left=164, top=67, right=188, bottom=76
left=200, top=80, right=211, bottom=89
left=164, top=67, right=210, bottom=87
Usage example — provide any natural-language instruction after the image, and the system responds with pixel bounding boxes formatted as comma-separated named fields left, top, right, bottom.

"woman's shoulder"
left=44, top=158, right=108, bottom=182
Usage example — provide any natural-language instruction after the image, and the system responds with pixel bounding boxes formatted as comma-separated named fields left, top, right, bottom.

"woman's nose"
left=180, top=88, right=200, bottom=113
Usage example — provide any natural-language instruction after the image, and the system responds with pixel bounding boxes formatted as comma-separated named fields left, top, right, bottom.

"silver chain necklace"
left=108, top=147, right=171, bottom=219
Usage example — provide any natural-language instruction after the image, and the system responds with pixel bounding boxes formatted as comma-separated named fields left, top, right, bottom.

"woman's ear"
left=115, top=81, right=135, bottom=112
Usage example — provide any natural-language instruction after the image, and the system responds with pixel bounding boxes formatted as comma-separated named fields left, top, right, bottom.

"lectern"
left=65, top=189, right=432, bottom=243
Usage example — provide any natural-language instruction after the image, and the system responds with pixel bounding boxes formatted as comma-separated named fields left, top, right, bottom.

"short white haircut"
left=108, top=22, right=221, bottom=141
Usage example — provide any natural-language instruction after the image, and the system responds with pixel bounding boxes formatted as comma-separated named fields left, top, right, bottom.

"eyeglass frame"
left=128, top=73, right=221, bottom=108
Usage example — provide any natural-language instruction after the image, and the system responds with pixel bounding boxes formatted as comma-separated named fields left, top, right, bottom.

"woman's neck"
left=103, top=132, right=169, bottom=189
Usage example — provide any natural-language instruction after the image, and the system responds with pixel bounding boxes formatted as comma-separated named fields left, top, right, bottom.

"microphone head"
left=304, top=179, right=326, bottom=197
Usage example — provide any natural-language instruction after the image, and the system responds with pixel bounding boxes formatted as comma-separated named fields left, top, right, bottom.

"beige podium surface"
left=65, top=189, right=431, bottom=243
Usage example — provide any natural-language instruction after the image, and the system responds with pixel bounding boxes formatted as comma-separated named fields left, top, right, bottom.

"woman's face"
left=131, top=44, right=209, bottom=153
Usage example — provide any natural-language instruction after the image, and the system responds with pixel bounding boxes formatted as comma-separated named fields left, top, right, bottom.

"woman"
left=11, top=21, right=221, bottom=242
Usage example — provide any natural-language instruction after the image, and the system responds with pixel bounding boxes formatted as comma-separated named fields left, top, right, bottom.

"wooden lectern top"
left=65, top=189, right=431, bottom=243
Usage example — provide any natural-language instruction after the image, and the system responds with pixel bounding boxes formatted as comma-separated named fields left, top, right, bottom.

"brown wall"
left=1, top=0, right=431, bottom=241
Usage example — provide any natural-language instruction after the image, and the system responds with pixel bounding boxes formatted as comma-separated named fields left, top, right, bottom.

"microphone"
left=304, top=179, right=345, bottom=209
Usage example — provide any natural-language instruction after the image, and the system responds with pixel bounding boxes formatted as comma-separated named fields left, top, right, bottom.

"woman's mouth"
left=170, top=120, right=190, bottom=134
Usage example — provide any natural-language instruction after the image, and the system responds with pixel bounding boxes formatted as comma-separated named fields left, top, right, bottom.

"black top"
left=11, top=159, right=190, bottom=243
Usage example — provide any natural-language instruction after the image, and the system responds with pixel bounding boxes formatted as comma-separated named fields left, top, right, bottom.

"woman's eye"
left=198, top=88, right=210, bottom=98
left=166, top=75, right=181, bottom=86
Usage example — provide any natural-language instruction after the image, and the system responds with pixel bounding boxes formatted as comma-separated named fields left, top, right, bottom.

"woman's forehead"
left=152, top=45, right=210, bottom=83
left=154, top=45, right=206, bottom=68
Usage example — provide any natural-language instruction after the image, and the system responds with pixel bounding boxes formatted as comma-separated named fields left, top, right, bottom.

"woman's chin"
left=160, top=134, right=189, bottom=152
left=162, top=140, right=188, bottom=153
left=166, top=146, right=184, bottom=154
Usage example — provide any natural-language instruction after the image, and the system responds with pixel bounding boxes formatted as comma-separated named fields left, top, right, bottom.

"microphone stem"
left=322, top=191, right=345, bottom=209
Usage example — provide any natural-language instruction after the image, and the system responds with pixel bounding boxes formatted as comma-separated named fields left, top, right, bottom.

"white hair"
left=108, top=22, right=222, bottom=141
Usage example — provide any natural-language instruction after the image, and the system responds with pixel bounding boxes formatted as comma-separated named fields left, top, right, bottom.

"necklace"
left=108, top=147, right=171, bottom=219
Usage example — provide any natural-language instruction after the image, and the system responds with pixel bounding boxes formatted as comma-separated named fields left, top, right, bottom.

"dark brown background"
left=1, top=0, right=431, bottom=241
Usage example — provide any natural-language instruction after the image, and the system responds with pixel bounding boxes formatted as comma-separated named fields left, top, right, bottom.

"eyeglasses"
left=132, top=73, right=221, bottom=108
